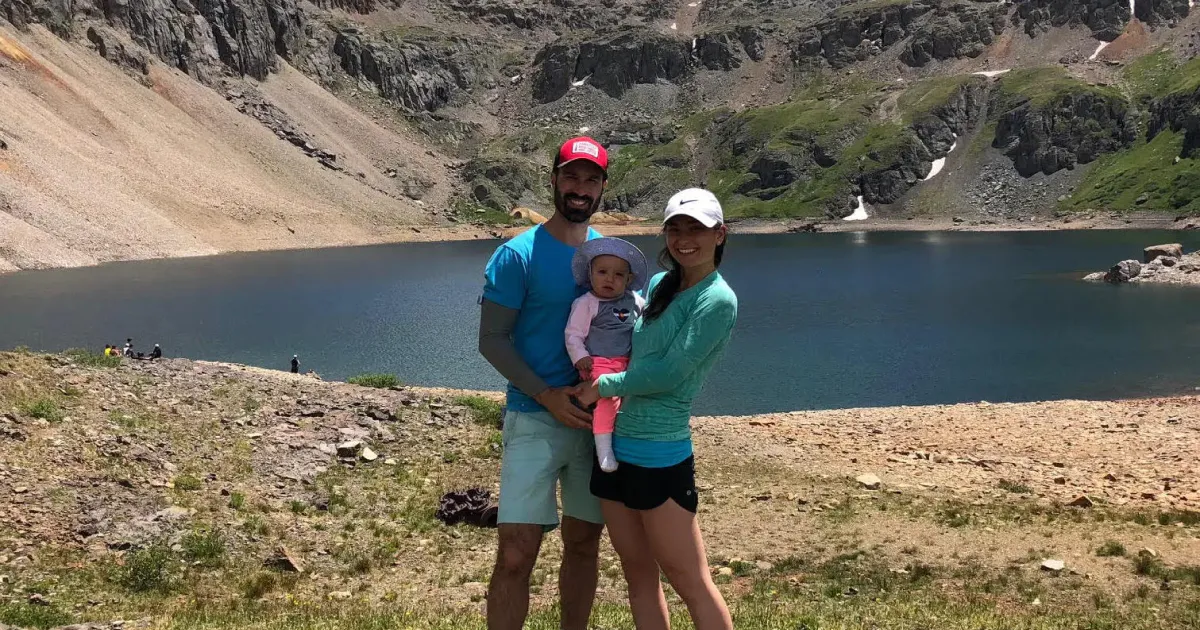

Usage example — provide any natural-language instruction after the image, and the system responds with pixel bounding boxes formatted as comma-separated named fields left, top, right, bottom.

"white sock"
left=595, top=433, right=618, bottom=472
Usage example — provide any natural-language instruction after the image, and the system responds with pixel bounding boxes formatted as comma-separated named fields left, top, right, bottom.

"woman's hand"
left=574, top=379, right=602, bottom=408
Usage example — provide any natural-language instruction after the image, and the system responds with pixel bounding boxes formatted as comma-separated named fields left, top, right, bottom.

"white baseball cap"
left=663, top=188, right=724, bottom=228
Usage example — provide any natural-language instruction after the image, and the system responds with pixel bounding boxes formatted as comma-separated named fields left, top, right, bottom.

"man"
left=149, top=344, right=162, bottom=360
left=479, top=137, right=609, bottom=630
left=290, top=355, right=300, bottom=373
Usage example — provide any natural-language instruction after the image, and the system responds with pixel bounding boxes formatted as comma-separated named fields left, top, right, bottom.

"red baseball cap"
left=556, top=136, right=608, bottom=173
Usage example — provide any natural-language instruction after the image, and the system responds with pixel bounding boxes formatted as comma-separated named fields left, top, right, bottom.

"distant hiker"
left=478, top=136, right=608, bottom=630
left=574, top=188, right=738, bottom=630
left=290, top=355, right=299, bottom=373
left=149, top=344, right=162, bottom=360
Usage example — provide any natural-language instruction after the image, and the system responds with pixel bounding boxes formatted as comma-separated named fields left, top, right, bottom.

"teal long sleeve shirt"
left=597, top=270, right=738, bottom=443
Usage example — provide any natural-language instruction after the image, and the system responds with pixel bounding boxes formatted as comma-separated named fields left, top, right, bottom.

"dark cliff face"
left=1014, top=0, right=1130, bottom=42
left=2, top=0, right=75, bottom=37
left=532, top=32, right=692, bottom=103
left=792, top=2, right=932, bottom=68
left=1149, top=86, right=1200, bottom=158
left=332, top=28, right=476, bottom=113
left=901, top=2, right=1007, bottom=67
left=993, top=90, right=1137, bottom=176
left=1134, top=0, right=1191, bottom=27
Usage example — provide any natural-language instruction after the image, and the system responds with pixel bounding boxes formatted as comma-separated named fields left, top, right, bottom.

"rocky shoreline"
left=3, top=212, right=1196, bottom=275
left=1084, top=242, right=1200, bottom=285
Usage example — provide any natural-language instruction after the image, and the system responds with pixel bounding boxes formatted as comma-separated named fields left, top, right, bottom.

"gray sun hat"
left=572, top=237, right=649, bottom=293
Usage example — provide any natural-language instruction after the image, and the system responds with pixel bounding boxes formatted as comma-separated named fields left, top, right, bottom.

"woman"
left=575, top=187, right=738, bottom=630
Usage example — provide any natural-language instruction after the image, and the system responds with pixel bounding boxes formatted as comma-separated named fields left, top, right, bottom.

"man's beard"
left=554, top=188, right=602, bottom=224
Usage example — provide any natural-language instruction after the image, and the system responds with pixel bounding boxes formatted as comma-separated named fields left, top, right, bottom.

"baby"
left=566, top=237, right=648, bottom=472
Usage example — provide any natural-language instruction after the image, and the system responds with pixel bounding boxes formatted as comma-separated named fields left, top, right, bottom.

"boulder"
left=1144, top=243, right=1183, bottom=263
left=1083, top=272, right=1106, bottom=282
left=1104, top=260, right=1142, bottom=284
left=855, top=473, right=882, bottom=490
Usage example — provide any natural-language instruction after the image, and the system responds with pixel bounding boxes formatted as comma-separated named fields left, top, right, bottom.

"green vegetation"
left=897, top=75, right=982, bottom=123
left=0, top=602, right=73, bottom=630
left=995, top=67, right=1124, bottom=111
left=1065, top=130, right=1199, bottom=213
left=1124, top=49, right=1200, bottom=99
left=181, top=529, right=226, bottom=567
left=65, top=347, right=122, bottom=368
left=18, top=397, right=62, bottom=422
left=118, top=544, right=176, bottom=593
left=174, top=474, right=203, bottom=491
left=998, top=479, right=1033, bottom=494
left=453, top=395, right=504, bottom=428
left=347, top=373, right=401, bottom=389
left=1097, top=541, right=1127, bottom=557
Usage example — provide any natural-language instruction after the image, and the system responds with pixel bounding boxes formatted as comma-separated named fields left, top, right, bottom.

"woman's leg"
left=600, top=499, right=670, bottom=630
left=643, top=500, right=733, bottom=630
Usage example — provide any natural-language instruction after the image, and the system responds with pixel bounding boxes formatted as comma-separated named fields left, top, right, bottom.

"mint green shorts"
left=498, top=410, right=603, bottom=528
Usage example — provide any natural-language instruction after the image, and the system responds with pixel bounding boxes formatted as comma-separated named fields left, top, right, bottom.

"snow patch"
left=1130, top=0, right=1135, bottom=15
left=571, top=75, right=590, bottom=87
left=844, top=196, right=869, bottom=221
left=670, top=22, right=678, bottom=30
left=692, top=38, right=697, bottom=51
left=1089, top=41, right=1109, bottom=61
left=923, top=140, right=957, bottom=181
left=972, top=69, right=1011, bottom=78
left=578, top=126, right=590, bottom=133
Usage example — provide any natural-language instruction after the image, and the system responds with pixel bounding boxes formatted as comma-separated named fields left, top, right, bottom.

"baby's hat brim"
left=571, top=237, right=649, bottom=293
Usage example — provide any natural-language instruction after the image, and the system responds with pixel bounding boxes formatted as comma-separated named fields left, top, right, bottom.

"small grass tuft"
left=999, top=479, right=1033, bottom=495
left=173, top=474, right=202, bottom=491
left=228, top=492, right=246, bottom=510
left=454, top=395, right=504, bottom=428
left=241, top=572, right=278, bottom=599
left=348, top=373, right=401, bottom=389
left=117, top=544, right=175, bottom=592
left=1096, top=541, right=1127, bottom=557
left=181, top=528, right=226, bottom=567
left=18, top=397, right=63, bottom=422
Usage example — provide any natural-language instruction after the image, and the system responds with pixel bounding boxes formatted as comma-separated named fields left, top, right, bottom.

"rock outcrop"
left=1134, top=0, right=1191, bottom=27
left=901, top=2, right=1007, bottom=67
left=86, top=26, right=151, bottom=75
left=332, top=28, right=476, bottom=112
left=462, top=156, right=542, bottom=211
left=439, top=0, right=671, bottom=29
left=792, top=1, right=932, bottom=68
left=1014, top=0, right=1131, bottom=42
left=1086, top=246, right=1200, bottom=284
left=0, top=0, right=74, bottom=38
left=532, top=31, right=691, bottom=103
left=993, top=90, right=1136, bottom=177
left=1148, top=85, right=1200, bottom=158
left=859, top=77, right=989, bottom=204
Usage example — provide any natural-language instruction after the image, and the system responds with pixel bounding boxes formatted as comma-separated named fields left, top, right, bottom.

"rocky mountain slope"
left=1, top=0, right=1199, bottom=270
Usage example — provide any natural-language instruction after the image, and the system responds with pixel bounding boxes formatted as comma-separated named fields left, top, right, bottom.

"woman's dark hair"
left=644, top=237, right=726, bottom=322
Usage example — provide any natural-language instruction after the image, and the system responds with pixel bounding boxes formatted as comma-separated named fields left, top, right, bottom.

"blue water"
left=3, top=230, right=1200, bottom=415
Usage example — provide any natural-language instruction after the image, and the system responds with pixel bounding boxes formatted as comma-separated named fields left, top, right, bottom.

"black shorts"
left=590, top=455, right=698, bottom=513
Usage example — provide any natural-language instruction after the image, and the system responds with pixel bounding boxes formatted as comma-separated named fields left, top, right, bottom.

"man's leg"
left=559, top=516, right=604, bottom=630
left=488, top=523, right=545, bottom=630
left=559, top=422, right=606, bottom=630
left=490, top=411, right=564, bottom=630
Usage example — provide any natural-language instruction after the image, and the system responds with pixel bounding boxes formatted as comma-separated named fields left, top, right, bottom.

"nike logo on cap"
left=679, top=199, right=697, bottom=204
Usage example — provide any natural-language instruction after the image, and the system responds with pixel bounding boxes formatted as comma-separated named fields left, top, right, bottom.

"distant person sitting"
left=123, top=342, right=133, bottom=357
left=150, top=344, right=162, bottom=360
left=103, top=345, right=113, bottom=357
left=291, top=355, right=300, bottom=373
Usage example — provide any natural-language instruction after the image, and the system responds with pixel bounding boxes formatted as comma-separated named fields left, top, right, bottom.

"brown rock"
left=1054, top=476, right=1067, bottom=485
left=856, top=474, right=882, bottom=490
left=1144, top=243, right=1183, bottom=263
left=1068, top=495, right=1094, bottom=508
left=269, top=545, right=305, bottom=573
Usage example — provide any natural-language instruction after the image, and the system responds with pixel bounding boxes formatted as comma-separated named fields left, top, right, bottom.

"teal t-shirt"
left=482, top=225, right=601, bottom=412
left=599, top=270, right=738, bottom=465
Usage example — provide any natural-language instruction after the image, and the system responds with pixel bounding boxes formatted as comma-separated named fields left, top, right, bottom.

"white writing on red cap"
left=571, top=141, right=600, bottom=158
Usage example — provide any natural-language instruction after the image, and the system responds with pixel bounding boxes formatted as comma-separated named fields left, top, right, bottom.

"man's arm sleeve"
left=479, top=299, right=549, bottom=399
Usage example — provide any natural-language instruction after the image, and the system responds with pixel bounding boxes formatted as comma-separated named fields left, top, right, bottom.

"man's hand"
left=574, top=357, right=593, bottom=381
left=534, top=387, right=592, bottom=430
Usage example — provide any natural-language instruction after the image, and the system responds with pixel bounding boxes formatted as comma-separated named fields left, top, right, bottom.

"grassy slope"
left=1064, top=52, right=1200, bottom=213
